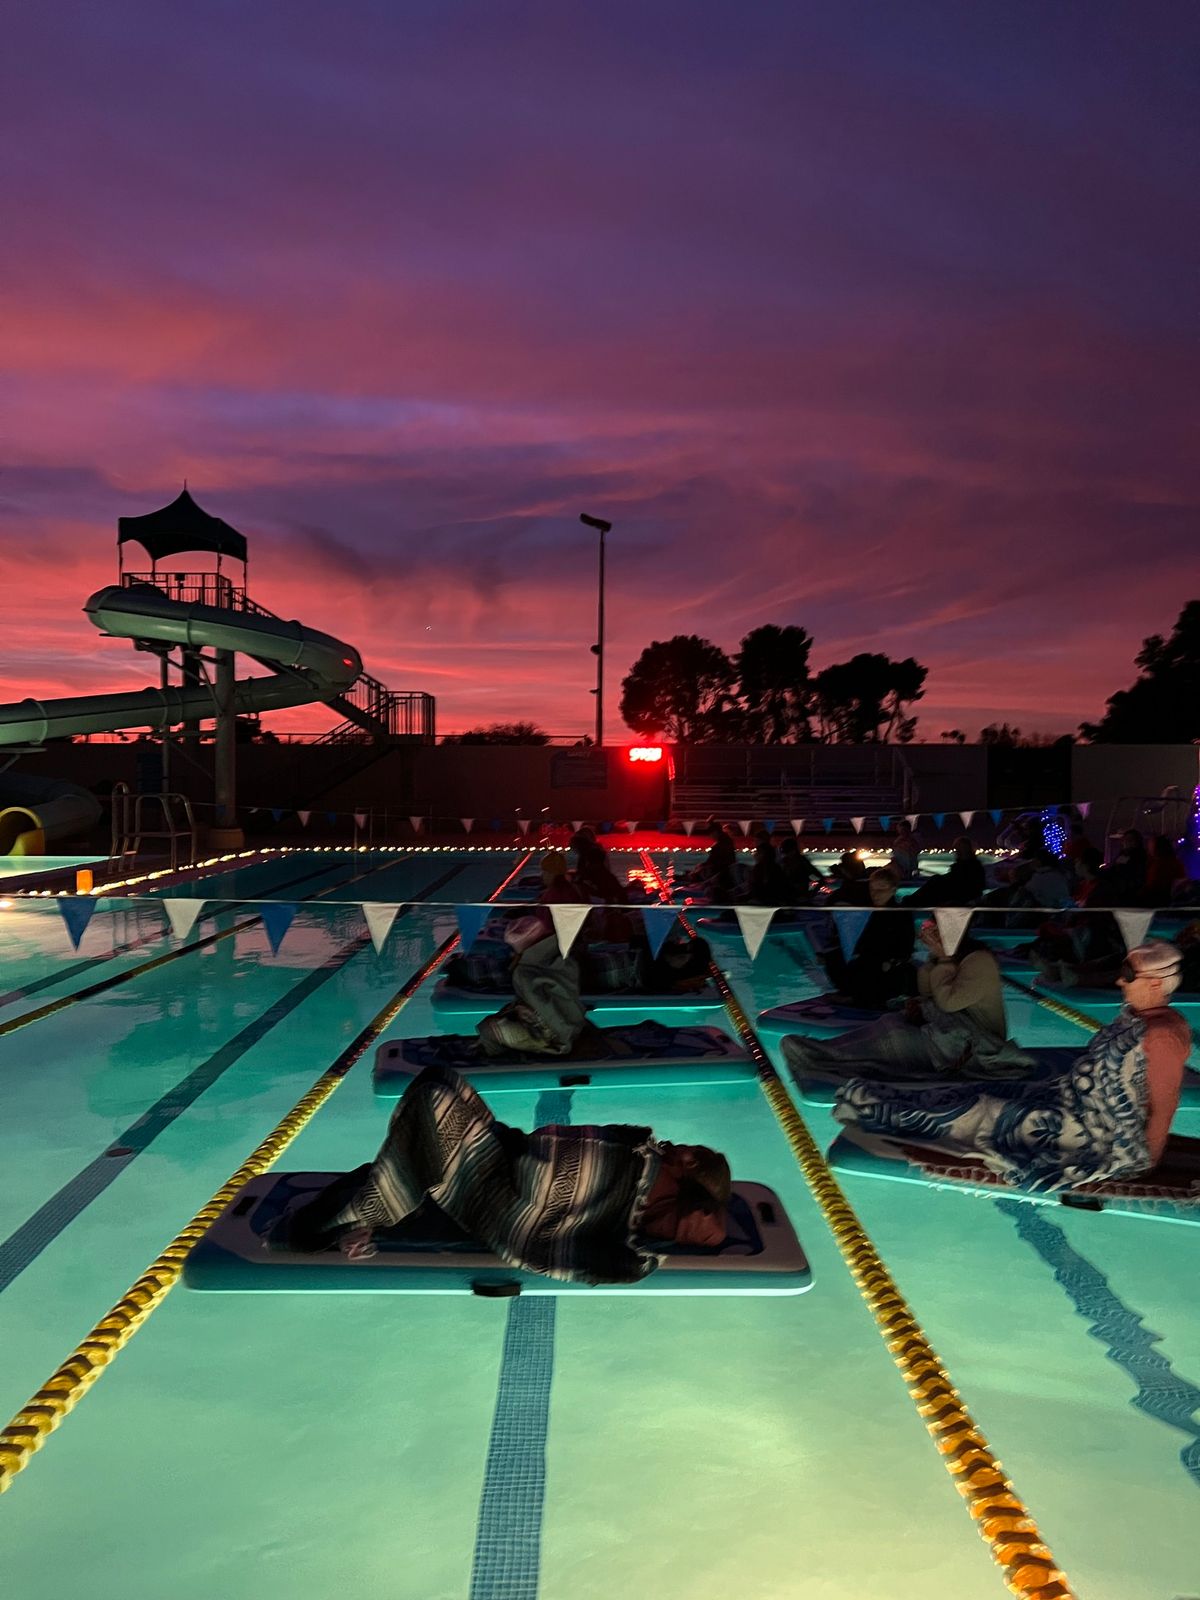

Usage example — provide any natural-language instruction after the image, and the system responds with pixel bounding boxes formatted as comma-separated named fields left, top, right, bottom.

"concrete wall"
left=1071, top=745, right=1199, bottom=839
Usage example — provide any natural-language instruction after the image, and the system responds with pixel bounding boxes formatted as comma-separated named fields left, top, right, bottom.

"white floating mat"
left=374, top=1023, right=753, bottom=1095
left=827, top=1133, right=1200, bottom=1226
left=431, top=979, right=722, bottom=1016
left=183, top=1174, right=813, bottom=1295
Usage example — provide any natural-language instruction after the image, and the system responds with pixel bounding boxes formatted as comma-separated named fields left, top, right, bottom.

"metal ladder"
left=110, top=784, right=199, bottom=873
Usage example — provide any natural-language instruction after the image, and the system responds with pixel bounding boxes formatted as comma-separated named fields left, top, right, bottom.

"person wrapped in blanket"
left=835, top=942, right=1191, bottom=1189
left=784, top=920, right=1032, bottom=1084
left=819, top=866, right=916, bottom=1008
left=269, top=1064, right=732, bottom=1283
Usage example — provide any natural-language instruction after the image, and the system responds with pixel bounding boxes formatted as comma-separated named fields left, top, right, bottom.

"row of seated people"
left=990, top=825, right=1193, bottom=910
left=272, top=932, right=1192, bottom=1279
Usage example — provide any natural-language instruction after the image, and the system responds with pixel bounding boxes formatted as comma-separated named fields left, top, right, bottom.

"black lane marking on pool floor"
left=0, top=856, right=379, bottom=1011
left=0, top=863, right=465, bottom=1297
left=468, top=1088, right=573, bottom=1600
left=996, top=1197, right=1200, bottom=1490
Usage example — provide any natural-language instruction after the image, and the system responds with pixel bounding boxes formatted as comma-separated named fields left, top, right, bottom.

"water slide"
left=0, top=583, right=362, bottom=854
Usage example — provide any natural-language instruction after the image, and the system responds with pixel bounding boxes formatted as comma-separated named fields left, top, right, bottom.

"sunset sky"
left=4, top=3, right=1196, bottom=738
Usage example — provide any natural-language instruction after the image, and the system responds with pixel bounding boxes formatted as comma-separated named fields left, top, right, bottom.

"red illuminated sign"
left=628, top=746, right=663, bottom=763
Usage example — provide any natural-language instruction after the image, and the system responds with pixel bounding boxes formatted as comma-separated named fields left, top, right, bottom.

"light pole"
left=580, top=513, right=611, bottom=746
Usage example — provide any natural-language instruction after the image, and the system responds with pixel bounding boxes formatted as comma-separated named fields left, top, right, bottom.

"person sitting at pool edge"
left=907, top=835, right=985, bottom=907
left=835, top=941, right=1191, bottom=1188
left=270, top=1064, right=732, bottom=1283
left=891, top=819, right=921, bottom=879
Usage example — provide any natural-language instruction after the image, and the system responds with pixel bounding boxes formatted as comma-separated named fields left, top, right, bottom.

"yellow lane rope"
left=0, top=852, right=410, bottom=1041
left=1001, top=974, right=1103, bottom=1037
left=640, top=852, right=1076, bottom=1600
left=0, top=851, right=532, bottom=1496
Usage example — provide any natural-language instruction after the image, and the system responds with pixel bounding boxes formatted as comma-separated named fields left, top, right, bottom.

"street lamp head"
left=580, top=513, right=612, bottom=534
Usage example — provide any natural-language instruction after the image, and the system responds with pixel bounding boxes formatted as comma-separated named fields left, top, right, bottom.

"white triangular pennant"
left=851, top=816, right=865, bottom=834
left=1114, top=909, right=1155, bottom=952
left=933, top=907, right=974, bottom=958
left=549, top=902, right=592, bottom=958
left=790, top=819, right=804, bottom=835
left=354, top=812, right=367, bottom=828
left=738, top=819, right=752, bottom=836
left=163, top=898, right=205, bottom=941
left=363, top=903, right=400, bottom=953
left=905, top=814, right=919, bottom=829
left=836, top=909, right=872, bottom=961
left=1077, top=802, right=1091, bottom=819
left=734, top=906, right=776, bottom=960
left=959, top=811, right=975, bottom=829
left=460, top=818, right=474, bottom=833
left=517, top=819, right=531, bottom=835
left=572, top=820, right=585, bottom=833
left=682, top=818, right=697, bottom=836
left=625, top=820, right=638, bottom=833
left=409, top=815, right=424, bottom=834
left=297, top=810, right=311, bottom=827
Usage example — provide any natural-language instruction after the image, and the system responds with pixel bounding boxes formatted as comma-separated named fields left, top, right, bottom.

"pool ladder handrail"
left=110, top=785, right=198, bottom=873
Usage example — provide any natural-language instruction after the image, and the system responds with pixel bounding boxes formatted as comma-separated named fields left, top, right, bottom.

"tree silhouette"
left=444, top=722, right=549, bottom=745
left=735, top=624, right=814, bottom=742
left=814, top=653, right=927, bottom=743
left=620, top=635, right=737, bottom=741
left=1082, top=601, right=1200, bottom=741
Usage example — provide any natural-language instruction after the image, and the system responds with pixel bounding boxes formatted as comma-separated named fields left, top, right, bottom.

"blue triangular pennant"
left=455, top=904, right=492, bottom=951
left=259, top=902, right=296, bottom=956
left=326, top=811, right=337, bottom=824
left=879, top=814, right=891, bottom=832
left=270, top=808, right=283, bottom=822
left=641, top=906, right=678, bottom=960
left=822, top=817, right=834, bottom=834
left=932, top=812, right=945, bottom=829
left=764, top=818, right=778, bottom=834
left=490, top=818, right=503, bottom=832
left=59, top=896, right=98, bottom=950
left=990, top=809, right=1003, bottom=825
left=836, top=909, right=872, bottom=962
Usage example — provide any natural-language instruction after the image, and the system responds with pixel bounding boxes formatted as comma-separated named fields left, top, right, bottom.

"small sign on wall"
left=551, top=749, right=609, bottom=789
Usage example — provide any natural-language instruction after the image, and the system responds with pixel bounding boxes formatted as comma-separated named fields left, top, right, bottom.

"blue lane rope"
left=996, top=1197, right=1200, bottom=1490
left=0, top=864, right=465, bottom=1296
left=468, top=1088, right=574, bottom=1600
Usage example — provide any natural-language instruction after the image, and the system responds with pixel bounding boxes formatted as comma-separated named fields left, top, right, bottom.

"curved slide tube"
left=0, top=584, right=362, bottom=850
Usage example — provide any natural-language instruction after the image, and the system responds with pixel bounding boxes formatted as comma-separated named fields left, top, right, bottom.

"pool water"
left=0, top=849, right=1197, bottom=1600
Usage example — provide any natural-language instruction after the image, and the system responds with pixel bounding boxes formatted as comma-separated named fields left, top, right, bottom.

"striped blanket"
left=312, top=1065, right=665, bottom=1285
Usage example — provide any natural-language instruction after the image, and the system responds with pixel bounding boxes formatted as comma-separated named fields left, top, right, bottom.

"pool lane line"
left=637, top=850, right=1077, bottom=1600
left=995, top=1197, right=1200, bottom=1491
left=0, top=851, right=418, bottom=1040
left=0, top=851, right=533, bottom=1497
left=0, top=854, right=395, bottom=1012
left=469, top=1087, right=573, bottom=1600
left=0, top=861, right=465, bottom=1298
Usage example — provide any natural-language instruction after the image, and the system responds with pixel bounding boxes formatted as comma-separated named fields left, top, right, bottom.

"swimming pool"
left=0, top=849, right=1196, bottom=1599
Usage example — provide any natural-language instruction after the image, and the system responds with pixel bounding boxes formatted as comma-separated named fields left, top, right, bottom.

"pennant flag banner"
left=271, top=808, right=283, bottom=823
left=260, top=902, right=297, bottom=957
left=163, top=898, right=205, bottom=941
left=932, top=813, right=945, bottom=830
left=764, top=819, right=778, bottom=835
left=735, top=906, right=776, bottom=960
left=836, top=909, right=872, bottom=962
left=738, top=820, right=753, bottom=836
left=517, top=819, right=531, bottom=835
left=625, top=820, right=638, bottom=833
left=850, top=816, right=865, bottom=834
left=1077, top=802, right=1091, bottom=819
left=549, top=902, right=592, bottom=959
left=682, top=818, right=697, bottom=836
left=409, top=815, right=424, bottom=834
left=641, top=905, right=678, bottom=959
left=455, top=904, right=493, bottom=951
left=59, top=896, right=98, bottom=950
left=297, top=810, right=311, bottom=828
left=933, top=907, right=973, bottom=958
left=1114, top=909, right=1155, bottom=952
left=990, top=809, right=1003, bottom=825
left=363, top=903, right=400, bottom=954
left=906, top=814, right=920, bottom=829
left=461, top=818, right=475, bottom=833
left=354, top=812, right=367, bottom=829
left=822, top=817, right=834, bottom=834
left=879, top=815, right=891, bottom=833
left=959, top=811, right=975, bottom=829
left=791, top=819, right=804, bottom=835
left=572, top=821, right=585, bottom=834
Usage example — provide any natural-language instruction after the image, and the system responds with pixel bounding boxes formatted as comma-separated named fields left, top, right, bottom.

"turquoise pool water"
left=0, top=849, right=1196, bottom=1599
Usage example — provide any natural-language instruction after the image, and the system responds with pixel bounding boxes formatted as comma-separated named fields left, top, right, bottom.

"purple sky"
left=4, top=2, right=1197, bottom=736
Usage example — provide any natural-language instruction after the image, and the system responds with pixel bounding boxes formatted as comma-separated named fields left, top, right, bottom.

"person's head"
left=838, top=851, right=866, bottom=881
left=755, top=838, right=776, bottom=863
left=868, top=865, right=900, bottom=907
left=953, top=834, right=976, bottom=861
left=1151, top=835, right=1178, bottom=861
left=1117, top=941, right=1183, bottom=1011
left=706, top=816, right=722, bottom=838
left=569, top=826, right=597, bottom=851
left=1122, top=829, right=1144, bottom=852
left=779, top=835, right=799, bottom=858
left=540, top=851, right=569, bottom=884
left=1075, top=847, right=1103, bottom=880
left=896, top=819, right=914, bottom=840
left=660, top=1142, right=732, bottom=1213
